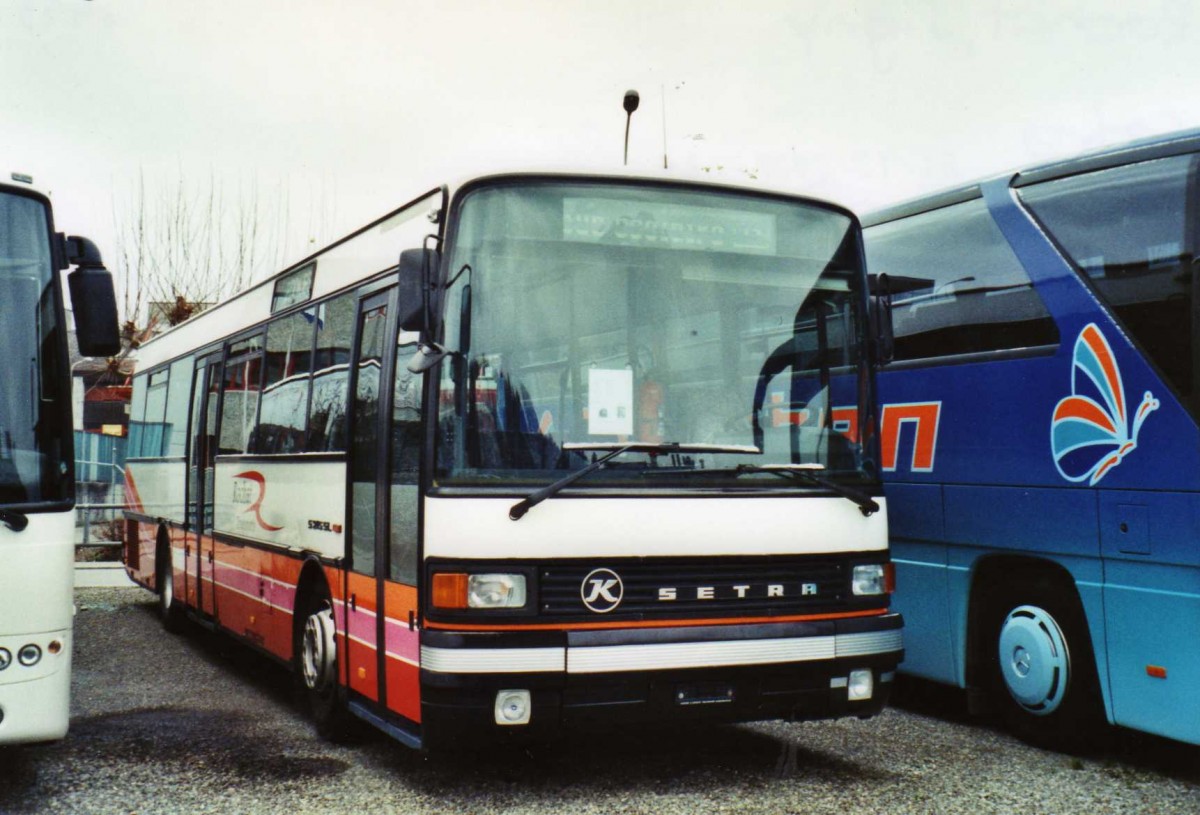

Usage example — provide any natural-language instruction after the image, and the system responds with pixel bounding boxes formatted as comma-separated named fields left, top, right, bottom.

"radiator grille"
left=538, top=557, right=852, bottom=619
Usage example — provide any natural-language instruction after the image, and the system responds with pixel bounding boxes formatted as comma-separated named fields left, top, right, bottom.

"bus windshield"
left=0, top=189, right=68, bottom=506
left=435, top=179, right=875, bottom=490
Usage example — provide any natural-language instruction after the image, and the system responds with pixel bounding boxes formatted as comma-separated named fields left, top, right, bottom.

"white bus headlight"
left=848, top=669, right=874, bottom=701
left=431, top=572, right=528, bottom=609
left=0, top=647, right=10, bottom=670
left=468, top=574, right=527, bottom=609
left=852, top=564, right=893, bottom=596
left=495, top=689, right=532, bottom=725
left=18, top=644, right=42, bottom=667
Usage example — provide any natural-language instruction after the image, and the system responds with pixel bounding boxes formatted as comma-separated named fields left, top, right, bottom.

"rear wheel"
left=986, top=578, right=1105, bottom=752
left=157, top=533, right=184, bottom=633
left=295, top=587, right=352, bottom=740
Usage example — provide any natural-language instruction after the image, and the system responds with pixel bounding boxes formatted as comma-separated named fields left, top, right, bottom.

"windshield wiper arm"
left=0, top=508, right=29, bottom=532
left=734, top=463, right=881, bottom=517
left=508, top=441, right=760, bottom=521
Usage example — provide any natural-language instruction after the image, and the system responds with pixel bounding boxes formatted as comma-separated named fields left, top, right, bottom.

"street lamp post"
left=623, top=89, right=640, bottom=166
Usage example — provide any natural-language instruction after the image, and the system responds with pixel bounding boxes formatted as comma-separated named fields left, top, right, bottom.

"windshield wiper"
left=733, top=463, right=880, bottom=517
left=0, top=508, right=29, bottom=532
left=508, top=441, right=760, bottom=521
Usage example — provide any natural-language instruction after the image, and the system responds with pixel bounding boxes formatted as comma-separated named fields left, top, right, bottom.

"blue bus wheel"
left=998, top=605, right=1070, bottom=715
left=986, top=578, right=1106, bottom=753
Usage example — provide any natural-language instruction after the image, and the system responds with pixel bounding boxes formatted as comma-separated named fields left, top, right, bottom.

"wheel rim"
left=301, top=605, right=337, bottom=693
left=998, top=604, right=1070, bottom=716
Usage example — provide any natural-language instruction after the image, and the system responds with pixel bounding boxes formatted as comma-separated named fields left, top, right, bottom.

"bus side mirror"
left=64, top=235, right=121, bottom=357
left=398, top=247, right=439, bottom=333
left=868, top=273, right=894, bottom=366
left=399, top=246, right=450, bottom=374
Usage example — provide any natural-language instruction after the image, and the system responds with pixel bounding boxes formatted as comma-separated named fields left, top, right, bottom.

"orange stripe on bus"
left=423, top=608, right=889, bottom=632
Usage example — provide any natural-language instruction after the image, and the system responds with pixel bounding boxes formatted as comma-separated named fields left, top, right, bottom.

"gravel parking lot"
left=1, top=588, right=1198, bottom=815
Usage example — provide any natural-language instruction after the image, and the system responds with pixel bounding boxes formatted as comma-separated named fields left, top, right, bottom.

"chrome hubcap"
left=301, top=605, right=337, bottom=692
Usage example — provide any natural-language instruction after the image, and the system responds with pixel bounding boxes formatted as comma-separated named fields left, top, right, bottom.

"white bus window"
left=390, top=333, right=422, bottom=585
left=308, top=293, right=356, bottom=452
left=143, top=370, right=169, bottom=457
left=163, top=357, right=193, bottom=458
left=218, top=351, right=263, bottom=456
left=257, top=311, right=316, bottom=453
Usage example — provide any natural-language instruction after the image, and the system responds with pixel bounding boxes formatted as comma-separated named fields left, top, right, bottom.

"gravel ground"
left=0, top=587, right=1197, bottom=815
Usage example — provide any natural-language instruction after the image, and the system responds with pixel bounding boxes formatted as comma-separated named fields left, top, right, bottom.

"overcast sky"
left=4, top=0, right=1199, bottom=304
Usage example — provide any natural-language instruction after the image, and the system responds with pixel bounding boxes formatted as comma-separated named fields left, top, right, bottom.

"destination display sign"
left=562, top=197, right=777, bottom=255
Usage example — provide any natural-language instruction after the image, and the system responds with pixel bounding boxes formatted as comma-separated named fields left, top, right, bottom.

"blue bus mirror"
left=868, top=273, right=895, bottom=366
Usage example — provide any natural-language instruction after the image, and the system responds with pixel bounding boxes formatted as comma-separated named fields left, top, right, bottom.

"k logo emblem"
left=580, top=568, right=624, bottom=613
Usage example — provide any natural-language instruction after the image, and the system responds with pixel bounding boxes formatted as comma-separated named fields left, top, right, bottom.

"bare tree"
left=112, top=169, right=334, bottom=335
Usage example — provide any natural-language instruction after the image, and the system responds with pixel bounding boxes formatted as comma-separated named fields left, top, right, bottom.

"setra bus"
left=0, top=171, right=119, bottom=744
left=863, top=129, right=1200, bottom=749
left=123, top=171, right=902, bottom=748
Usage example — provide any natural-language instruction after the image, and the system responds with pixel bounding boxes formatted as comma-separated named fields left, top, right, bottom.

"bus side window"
left=1020, top=153, right=1199, bottom=416
left=218, top=335, right=264, bottom=456
left=864, top=198, right=1058, bottom=362
left=390, top=334, right=423, bottom=585
left=257, top=310, right=316, bottom=454
left=143, top=369, right=169, bottom=456
left=308, top=293, right=356, bottom=452
left=127, top=374, right=148, bottom=457
left=163, top=356, right=193, bottom=458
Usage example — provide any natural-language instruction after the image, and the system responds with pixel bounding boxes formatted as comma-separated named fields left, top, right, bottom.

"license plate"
left=674, top=683, right=736, bottom=706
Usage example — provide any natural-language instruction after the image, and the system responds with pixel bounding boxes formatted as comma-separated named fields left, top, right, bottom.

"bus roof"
left=862, top=126, right=1200, bottom=227
left=1, top=172, right=50, bottom=199
left=132, top=168, right=856, bottom=371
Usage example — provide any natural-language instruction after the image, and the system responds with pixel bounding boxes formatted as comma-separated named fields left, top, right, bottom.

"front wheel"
left=296, top=594, right=352, bottom=740
left=987, top=580, right=1105, bottom=752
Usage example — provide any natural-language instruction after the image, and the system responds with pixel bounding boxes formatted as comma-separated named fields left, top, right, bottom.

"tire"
left=986, top=577, right=1106, bottom=752
left=157, top=534, right=185, bottom=633
left=295, top=587, right=353, bottom=741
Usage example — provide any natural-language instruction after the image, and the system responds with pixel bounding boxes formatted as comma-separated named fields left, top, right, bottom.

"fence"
left=75, top=431, right=127, bottom=564
left=75, top=430, right=127, bottom=485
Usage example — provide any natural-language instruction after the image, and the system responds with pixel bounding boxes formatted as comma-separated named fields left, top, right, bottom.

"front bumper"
left=419, top=613, right=902, bottom=745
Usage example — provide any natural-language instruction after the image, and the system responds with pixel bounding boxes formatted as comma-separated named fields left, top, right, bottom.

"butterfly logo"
left=1051, top=323, right=1158, bottom=486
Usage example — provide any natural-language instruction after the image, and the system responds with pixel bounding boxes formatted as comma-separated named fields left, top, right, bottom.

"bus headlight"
left=848, top=669, right=874, bottom=701
left=495, top=689, right=532, bottom=725
left=0, top=648, right=10, bottom=670
left=468, top=574, right=527, bottom=608
left=431, top=572, right=527, bottom=609
left=18, top=644, right=42, bottom=667
left=852, top=564, right=894, bottom=596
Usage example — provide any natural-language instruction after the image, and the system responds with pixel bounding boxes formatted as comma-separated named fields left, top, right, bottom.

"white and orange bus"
left=124, top=172, right=902, bottom=748
left=0, top=171, right=118, bottom=744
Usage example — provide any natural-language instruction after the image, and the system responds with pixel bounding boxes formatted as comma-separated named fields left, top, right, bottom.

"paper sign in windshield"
left=588, top=368, right=634, bottom=436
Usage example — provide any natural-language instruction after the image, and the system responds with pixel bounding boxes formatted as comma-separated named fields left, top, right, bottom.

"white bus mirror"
left=406, top=342, right=450, bottom=374
left=64, top=235, right=121, bottom=357
left=398, top=247, right=440, bottom=333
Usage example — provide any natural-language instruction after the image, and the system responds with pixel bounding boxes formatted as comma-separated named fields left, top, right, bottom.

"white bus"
left=0, top=172, right=119, bottom=744
left=124, top=172, right=902, bottom=748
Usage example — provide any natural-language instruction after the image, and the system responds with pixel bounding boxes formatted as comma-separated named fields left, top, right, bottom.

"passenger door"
left=344, top=289, right=397, bottom=707
left=186, top=353, right=222, bottom=618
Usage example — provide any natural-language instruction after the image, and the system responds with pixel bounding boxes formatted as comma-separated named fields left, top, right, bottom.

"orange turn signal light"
left=884, top=562, right=896, bottom=594
left=1146, top=665, right=1167, bottom=679
left=431, top=573, right=469, bottom=609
